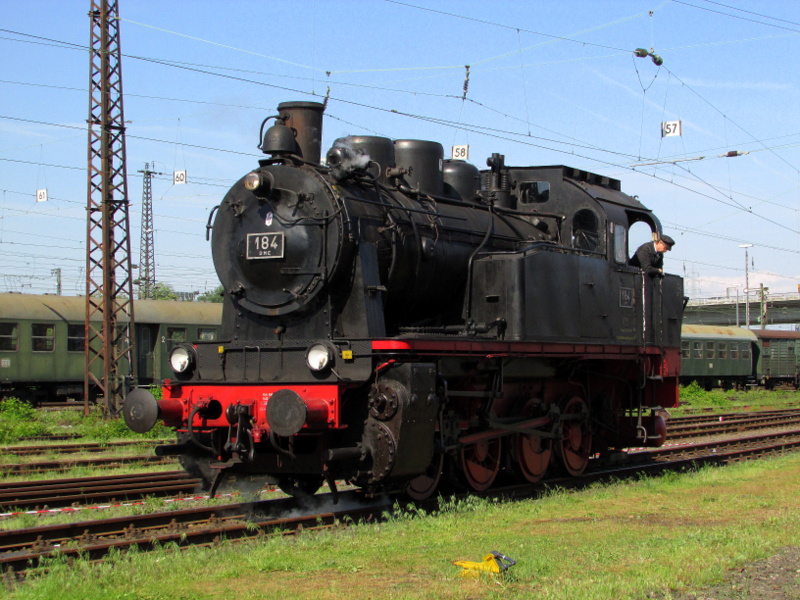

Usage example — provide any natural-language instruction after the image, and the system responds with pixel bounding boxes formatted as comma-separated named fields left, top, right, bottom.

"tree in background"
left=197, top=284, right=224, bottom=303
left=151, top=282, right=179, bottom=301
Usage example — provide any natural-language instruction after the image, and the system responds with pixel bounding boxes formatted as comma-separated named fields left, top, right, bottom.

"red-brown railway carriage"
left=124, top=101, right=684, bottom=499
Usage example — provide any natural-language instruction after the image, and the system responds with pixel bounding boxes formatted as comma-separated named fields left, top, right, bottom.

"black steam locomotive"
left=124, top=101, right=685, bottom=499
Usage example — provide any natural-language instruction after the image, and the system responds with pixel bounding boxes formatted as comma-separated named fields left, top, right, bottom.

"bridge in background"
left=684, top=292, right=800, bottom=328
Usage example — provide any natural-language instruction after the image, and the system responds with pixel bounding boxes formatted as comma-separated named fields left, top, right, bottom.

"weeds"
left=0, top=394, right=173, bottom=443
left=0, top=396, right=37, bottom=420
left=0, top=397, right=49, bottom=442
left=676, top=384, right=798, bottom=413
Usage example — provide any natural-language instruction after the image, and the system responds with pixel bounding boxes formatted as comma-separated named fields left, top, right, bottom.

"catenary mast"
left=137, top=162, right=159, bottom=299
left=84, top=0, right=136, bottom=416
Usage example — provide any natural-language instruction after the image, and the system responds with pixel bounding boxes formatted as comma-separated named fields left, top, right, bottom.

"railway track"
left=1, top=410, right=797, bottom=514
left=668, top=407, right=800, bottom=426
left=2, top=427, right=799, bottom=580
left=17, top=434, right=81, bottom=442
left=2, top=439, right=167, bottom=457
left=667, top=408, right=800, bottom=440
left=0, top=455, right=174, bottom=476
left=0, top=492, right=384, bottom=582
left=0, top=471, right=201, bottom=511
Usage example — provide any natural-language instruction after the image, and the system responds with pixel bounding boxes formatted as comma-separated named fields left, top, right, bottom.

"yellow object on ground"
left=454, top=551, right=516, bottom=578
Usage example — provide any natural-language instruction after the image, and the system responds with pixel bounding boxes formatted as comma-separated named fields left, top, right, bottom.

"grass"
left=673, top=382, right=800, bottom=414
left=0, top=395, right=177, bottom=492
left=2, top=389, right=799, bottom=598
left=0, top=394, right=174, bottom=445
left=0, top=394, right=173, bottom=445
left=0, top=395, right=197, bottom=527
left=4, top=451, right=800, bottom=600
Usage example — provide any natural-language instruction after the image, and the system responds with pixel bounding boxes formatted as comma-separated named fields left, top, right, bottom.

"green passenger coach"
left=0, top=293, right=222, bottom=404
left=752, top=329, right=800, bottom=389
left=680, top=325, right=758, bottom=390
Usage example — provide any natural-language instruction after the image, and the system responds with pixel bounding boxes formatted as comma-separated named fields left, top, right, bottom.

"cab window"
left=612, top=223, right=627, bottom=264
left=518, top=181, right=550, bottom=204
left=572, top=209, right=600, bottom=252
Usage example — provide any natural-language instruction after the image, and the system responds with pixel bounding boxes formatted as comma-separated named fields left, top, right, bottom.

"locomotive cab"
left=471, top=166, right=683, bottom=343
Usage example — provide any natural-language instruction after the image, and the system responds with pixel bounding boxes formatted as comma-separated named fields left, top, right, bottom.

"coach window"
left=166, top=327, right=186, bottom=351
left=718, top=343, right=727, bottom=360
left=32, top=323, right=55, bottom=352
left=692, top=341, right=702, bottom=359
left=742, top=344, right=752, bottom=360
left=198, top=328, right=217, bottom=341
left=0, top=323, right=18, bottom=351
left=680, top=341, right=690, bottom=359
left=67, top=324, right=85, bottom=352
left=705, top=341, right=715, bottom=359
left=730, top=343, right=739, bottom=360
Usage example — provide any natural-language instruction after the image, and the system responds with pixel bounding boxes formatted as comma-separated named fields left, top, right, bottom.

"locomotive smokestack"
left=277, top=101, right=325, bottom=164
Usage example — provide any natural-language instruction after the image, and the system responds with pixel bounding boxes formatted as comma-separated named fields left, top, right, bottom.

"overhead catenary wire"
left=382, top=0, right=662, bottom=56
left=5, top=74, right=798, bottom=163
left=127, top=51, right=800, bottom=225
left=2, top=26, right=797, bottom=180
left=2, top=76, right=798, bottom=235
left=672, top=0, right=800, bottom=33
left=1, top=4, right=798, bottom=296
left=660, top=66, right=799, bottom=177
left=2, top=54, right=796, bottom=212
left=3, top=104, right=797, bottom=243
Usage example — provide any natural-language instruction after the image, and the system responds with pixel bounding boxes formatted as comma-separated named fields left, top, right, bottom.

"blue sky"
left=1, top=0, right=798, bottom=301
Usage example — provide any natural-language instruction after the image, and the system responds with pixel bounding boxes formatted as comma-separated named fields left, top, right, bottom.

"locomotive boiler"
left=124, top=100, right=685, bottom=499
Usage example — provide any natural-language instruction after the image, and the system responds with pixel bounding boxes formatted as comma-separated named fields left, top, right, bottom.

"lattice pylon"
left=84, top=0, right=136, bottom=416
left=137, top=162, right=158, bottom=300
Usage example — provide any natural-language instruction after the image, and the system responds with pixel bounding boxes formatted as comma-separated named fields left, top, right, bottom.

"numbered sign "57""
left=661, top=121, right=682, bottom=137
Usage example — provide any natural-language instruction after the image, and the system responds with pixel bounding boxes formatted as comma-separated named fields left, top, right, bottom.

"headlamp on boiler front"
left=306, top=343, right=334, bottom=373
